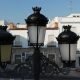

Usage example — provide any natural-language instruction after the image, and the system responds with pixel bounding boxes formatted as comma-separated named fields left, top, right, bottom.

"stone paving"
left=0, top=77, right=80, bottom=80
left=63, top=68, right=80, bottom=77
left=0, top=68, right=80, bottom=80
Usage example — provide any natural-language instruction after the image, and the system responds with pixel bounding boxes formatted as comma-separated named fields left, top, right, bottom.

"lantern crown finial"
left=25, top=6, right=48, bottom=26
left=32, top=6, right=41, bottom=13
left=63, top=25, right=71, bottom=31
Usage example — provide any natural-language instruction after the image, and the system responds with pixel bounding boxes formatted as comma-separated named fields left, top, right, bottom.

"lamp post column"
left=33, top=25, right=40, bottom=80
left=33, top=47, right=40, bottom=80
left=25, top=6, right=48, bottom=80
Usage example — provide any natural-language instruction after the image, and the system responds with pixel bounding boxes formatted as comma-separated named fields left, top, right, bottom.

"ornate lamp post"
left=0, top=26, right=15, bottom=69
left=57, top=25, right=79, bottom=67
left=25, top=7, right=48, bottom=80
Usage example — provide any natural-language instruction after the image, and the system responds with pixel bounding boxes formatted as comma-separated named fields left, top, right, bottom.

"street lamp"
left=56, top=25, right=79, bottom=68
left=0, top=26, right=15, bottom=69
left=25, top=7, right=48, bottom=80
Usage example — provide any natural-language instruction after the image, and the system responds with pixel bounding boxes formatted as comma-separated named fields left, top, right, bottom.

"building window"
left=47, top=35, right=56, bottom=47
left=48, top=54, right=55, bottom=62
left=13, top=35, right=22, bottom=47
left=28, top=40, right=31, bottom=46
left=15, top=55, right=21, bottom=64
left=21, top=52, right=26, bottom=63
left=26, top=54, right=32, bottom=59
left=73, top=15, right=76, bottom=17
left=77, top=16, right=80, bottom=17
left=79, top=57, right=80, bottom=66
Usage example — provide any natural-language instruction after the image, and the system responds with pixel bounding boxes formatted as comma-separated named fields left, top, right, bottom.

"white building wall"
left=9, top=30, right=29, bottom=48
left=5, top=13, right=80, bottom=67
left=0, top=20, right=8, bottom=26
left=64, top=24, right=80, bottom=51
left=44, top=30, right=59, bottom=47
left=52, top=14, right=80, bottom=68
left=54, top=15, right=80, bottom=51
left=16, top=24, right=27, bottom=28
left=9, top=29, right=59, bottom=48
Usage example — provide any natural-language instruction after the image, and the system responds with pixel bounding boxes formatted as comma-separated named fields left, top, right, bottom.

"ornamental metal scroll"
left=14, top=53, right=70, bottom=78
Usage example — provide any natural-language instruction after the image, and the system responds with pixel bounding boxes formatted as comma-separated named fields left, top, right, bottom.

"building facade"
left=0, top=20, right=8, bottom=26
left=1, top=13, right=80, bottom=68
left=50, top=13, right=80, bottom=68
left=7, top=23, right=61, bottom=66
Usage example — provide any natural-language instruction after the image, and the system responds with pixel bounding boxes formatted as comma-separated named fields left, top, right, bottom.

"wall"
left=0, top=20, right=8, bottom=26
left=9, top=30, right=28, bottom=48
left=53, top=14, right=80, bottom=68
left=44, top=29, right=59, bottom=47
left=11, top=47, right=62, bottom=67
left=54, top=16, right=80, bottom=51
left=9, top=28, right=59, bottom=48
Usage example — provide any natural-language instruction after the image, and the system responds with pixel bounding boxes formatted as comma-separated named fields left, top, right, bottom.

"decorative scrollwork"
left=14, top=53, right=70, bottom=78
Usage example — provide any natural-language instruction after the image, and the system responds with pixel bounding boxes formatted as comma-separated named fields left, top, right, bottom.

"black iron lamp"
left=56, top=25, right=79, bottom=67
left=0, top=26, right=15, bottom=69
left=25, top=7, right=48, bottom=80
